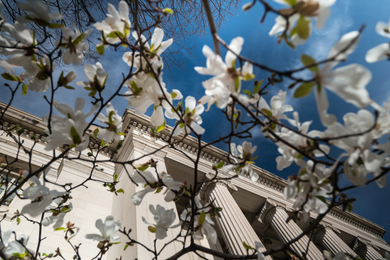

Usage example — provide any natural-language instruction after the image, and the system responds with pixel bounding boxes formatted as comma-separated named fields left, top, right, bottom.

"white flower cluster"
left=195, top=37, right=255, bottom=110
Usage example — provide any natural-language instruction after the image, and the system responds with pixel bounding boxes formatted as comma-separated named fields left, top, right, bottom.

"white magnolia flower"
left=221, top=141, right=260, bottom=181
left=258, top=90, right=293, bottom=128
left=76, top=62, right=107, bottom=93
left=43, top=98, right=98, bottom=151
left=16, top=0, right=62, bottom=25
left=309, top=31, right=372, bottom=126
left=162, top=173, right=184, bottom=202
left=124, top=73, right=182, bottom=128
left=238, top=141, right=257, bottom=160
left=2, top=231, right=34, bottom=259
left=130, top=168, right=159, bottom=205
left=122, top=28, right=176, bottom=123
left=42, top=199, right=73, bottom=229
left=0, top=21, right=35, bottom=56
left=375, top=18, right=390, bottom=38
left=21, top=170, right=68, bottom=217
left=180, top=197, right=217, bottom=244
left=284, top=160, right=332, bottom=216
left=123, top=27, right=173, bottom=70
left=8, top=54, right=53, bottom=93
left=94, top=1, right=131, bottom=45
left=193, top=214, right=218, bottom=244
left=195, top=37, right=254, bottom=109
left=276, top=112, right=329, bottom=170
left=96, top=102, right=124, bottom=142
left=366, top=20, right=390, bottom=63
left=269, top=0, right=336, bottom=45
left=59, top=25, right=92, bottom=65
left=85, top=216, right=121, bottom=243
left=130, top=169, right=182, bottom=205
left=142, top=204, right=179, bottom=239
left=123, top=74, right=152, bottom=114
left=366, top=43, right=390, bottom=63
left=325, top=110, right=385, bottom=187
left=168, top=96, right=205, bottom=136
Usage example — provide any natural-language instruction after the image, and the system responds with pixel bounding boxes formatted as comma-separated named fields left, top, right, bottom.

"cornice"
left=0, top=102, right=116, bottom=157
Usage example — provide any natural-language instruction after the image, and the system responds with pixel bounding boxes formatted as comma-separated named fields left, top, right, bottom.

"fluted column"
left=314, top=225, right=357, bottom=257
left=355, top=239, right=383, bottom=260
left=201, top=180, right=272, bottom=259
left=259, top=200, right=323, bottom=259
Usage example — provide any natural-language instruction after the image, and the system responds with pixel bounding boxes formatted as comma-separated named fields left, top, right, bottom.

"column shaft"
left=357, top=245, right=383, bottom=260
left=208, top=183, right=272, bottom=259
left=266, top=207, right=323, bottom=259
left=315, top=227, right=357, bottom=257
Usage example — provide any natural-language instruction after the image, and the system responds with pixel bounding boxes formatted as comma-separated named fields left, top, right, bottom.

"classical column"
left=314, top=224, right=357, bottom=257
left=201, top=180, right=272, bottom=260
left=259, top=200, right=323, bottom=259
left=354, top=238, right=383, bottom=260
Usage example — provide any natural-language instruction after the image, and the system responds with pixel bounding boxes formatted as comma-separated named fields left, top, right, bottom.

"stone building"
left=0, top=102, right=389, bottom=259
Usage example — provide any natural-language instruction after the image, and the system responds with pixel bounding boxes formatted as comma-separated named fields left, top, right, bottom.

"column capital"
left=199, top=173, right=238, bottom=202
left=258, top=198, right=287, bottom=223
left=314, top=222, right=357, bottom=257
left=316, top=221, right=341, bottom=234
left=354, top=237, right=380, bottom=250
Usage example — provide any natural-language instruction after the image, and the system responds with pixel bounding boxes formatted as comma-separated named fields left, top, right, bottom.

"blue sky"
left=2, top=0, right=390, bottom=242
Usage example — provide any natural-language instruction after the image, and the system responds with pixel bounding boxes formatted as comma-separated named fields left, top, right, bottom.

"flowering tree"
left=0, top=0, right=390, bottom=259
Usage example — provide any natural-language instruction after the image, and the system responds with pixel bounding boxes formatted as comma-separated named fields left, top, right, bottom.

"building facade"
left=0, top=103, right=389, bottom=259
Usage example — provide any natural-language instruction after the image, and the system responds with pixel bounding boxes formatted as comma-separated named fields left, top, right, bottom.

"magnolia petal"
left=156, top=228, right=168, bottom=239
left=284, top=183, right=297, bottom=200
left=85, top=234, right=104, bottom=241
left=150, top=106, right=164, bottom=127
left=21, top=195, right=52, bottom=217
left=363, top=150, right=383, bottom=173
left=314, top=84, right=337, bottom=127
left=327, top=31, right=359, bottom=62
left=225, top=37, right=244, bottom=66
left=315, top=6, right=330, bottom=29
left=118, top=1, right=129, bottom=22
left=185, top=96, right=196, bottom=111
left=172, top=125, right=182, bottom=136
left=131, top=187, right=154, bottom=205
left=255, top=241, right=266, bottom=260
left=151, top=28, right=164, bottom=49
left=250, top=171, right=259, bottom=182
left=158, top=38, right=173, bottom=55
left=365, top=43, right=389, bottom=63
left=375, top=21, right=390, bottom=38
left=164, top=190, right=176, bottom=202
left=221, top=164, right=235, bottom=174
left=324, top=64, right=372, bottom=108
left=84, top=64, right=96, bottom=82
left=171, top=89, right=183, bottom=100
left=202, top=221, right=217, bottom=244
left=0, top=60, right=14, bottom=74
left=242, top=61, right=253, bottom=74
left=191, top=122, right=205, bottom=135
